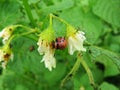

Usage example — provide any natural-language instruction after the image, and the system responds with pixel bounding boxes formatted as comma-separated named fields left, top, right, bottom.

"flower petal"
left=68, top=31, right=86, bottom=55
left=38, top=42, right=56, bottom=71
left=68, top=37, right=78, bottom=55
left=41, top=49, right=56, bottom=71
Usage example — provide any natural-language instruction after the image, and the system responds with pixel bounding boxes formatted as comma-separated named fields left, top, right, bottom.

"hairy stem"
left=51, top=14, right=69, bottom=25
left=61, top=54, right=81, bottom=87
left=79, top=55, right=97, bottom=90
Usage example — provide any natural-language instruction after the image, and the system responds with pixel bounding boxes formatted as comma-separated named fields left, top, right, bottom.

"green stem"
left=61, top=54, right=81, bottom=87
left=79, top=55, right=97, bottom=90
left=5, top=35, right=15, bottom=47
left=18, top=29, right=37, bottom=36
left=15, top=24, right=40, bottom=41
left=6, top=30, right=38, bottom=46
left=22, top=0, right=36, bottom=27
left=14, top=24, right=40, bottom=34
left=49, top=14, right=53, bottom=27
left=84, top=41, right=92, bottom=46
left=17, top=24, right=35, bottom=31
left=51, top=14, right=69, bottom=25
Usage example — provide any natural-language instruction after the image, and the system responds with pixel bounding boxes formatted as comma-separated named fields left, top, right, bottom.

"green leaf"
left=39, top=0, right=74, bottom=15
left=82, top=12, right=102, bottom=44
left=99, top=82, right=119, bottom=90
left=92, top=54, right=119, bottom=77
left=109, top=35, right=120, bottom=53
left=0, top=1, right=21, bottom=29
left=60, top=7, right=84, bottom=27
left=0, top=70, right=41, bottom=90
left=93, top=0, right=120, bottom=27
left=89, top=46, right=120, bottom=73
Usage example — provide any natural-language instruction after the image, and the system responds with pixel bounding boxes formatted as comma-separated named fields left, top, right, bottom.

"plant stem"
left=14, top=24, right=40, bottom=34
left=6, top=35, right=15, bottom=46
left=17, top=24, right=34, bottom=31
left=22, top=0, right=36, bottom=27
left=51, top=14, right=69, bottom=25
left=18, top=30, right=37, bottom=36
left=61, top=54, right=81, bottom=87
left=84, top=41, right=92, bottom=46
left=6, top=30, right=38, bottom=46
left=49, top=14, right=53, bottom=28
left=79, top=55, right=97, bottom=90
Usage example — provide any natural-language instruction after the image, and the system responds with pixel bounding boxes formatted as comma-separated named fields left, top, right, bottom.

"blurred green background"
left=0, top=0, right=120, bottom=90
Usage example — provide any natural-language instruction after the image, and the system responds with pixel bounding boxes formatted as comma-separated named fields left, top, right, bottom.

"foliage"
left=0, top=0, right=120, bottom=90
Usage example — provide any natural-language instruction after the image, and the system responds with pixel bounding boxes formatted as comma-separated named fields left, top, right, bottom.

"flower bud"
left=0, top=25, right=17, bottom=44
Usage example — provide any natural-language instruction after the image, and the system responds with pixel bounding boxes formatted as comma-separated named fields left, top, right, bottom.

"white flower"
left=37, top=38, right=56, bottom=71
left=0, top=48, right=14, bottom=69
left=0, top=25, right=15, bottom=44
left=68, top=31, right=86, bottom=55
left=41, top=51, right=56, bottom=71
left=37, top=25, right=56, bottom=71
left=41, top=46, right=56, bottom=71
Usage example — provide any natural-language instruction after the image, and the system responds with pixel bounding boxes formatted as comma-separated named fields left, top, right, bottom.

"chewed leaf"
left=88, top=46, right=120, bottom=72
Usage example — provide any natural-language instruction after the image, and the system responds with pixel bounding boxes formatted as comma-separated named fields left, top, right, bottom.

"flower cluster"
left=0, top=25, right=16, bottom=69
left=37, top=24, right=86, bottom=71
left=0, top=16, right=86, bottom=71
